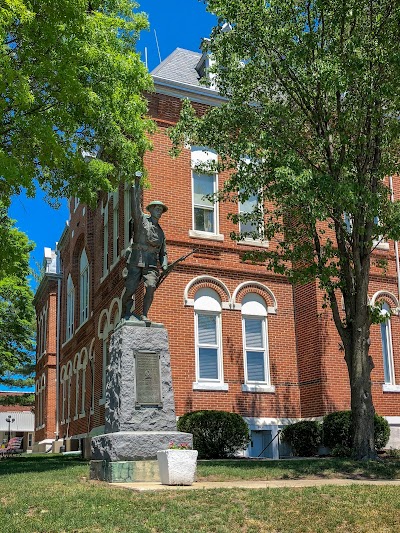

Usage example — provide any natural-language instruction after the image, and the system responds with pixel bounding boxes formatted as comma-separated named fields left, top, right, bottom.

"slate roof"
left=151, top=48, right=202, bottom=88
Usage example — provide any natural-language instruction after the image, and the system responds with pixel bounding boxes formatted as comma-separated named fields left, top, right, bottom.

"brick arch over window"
left=184, top=275, right=231, bottom=309
left=97, top=309, right=110, bottom=339
left=371, top=290, right=400, bottom=314
left=109, top=298, right=122, bottom=329
left=71, top=234, right=86, bottom=279
left=232, top=281, right=278, bottom=314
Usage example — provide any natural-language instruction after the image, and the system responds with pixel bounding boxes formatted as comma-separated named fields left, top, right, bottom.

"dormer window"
left=195, top=48, right=216, bottom=89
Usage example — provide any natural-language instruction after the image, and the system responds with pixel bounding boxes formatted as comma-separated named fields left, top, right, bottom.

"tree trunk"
left=344, top=321, right=376, bottom=460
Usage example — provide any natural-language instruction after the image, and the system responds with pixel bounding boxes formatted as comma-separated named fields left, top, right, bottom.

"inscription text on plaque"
left=134, top=350, right=162, bottom=407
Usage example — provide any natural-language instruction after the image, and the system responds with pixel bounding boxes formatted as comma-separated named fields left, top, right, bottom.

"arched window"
left=79, top=249, right=89, bottom=324
left=380, top=302, right=395, bottom=385
left=241, top=294, right=272, bottom=389
left=193, top=288, right=226, bottom=390
left=66, top=275, right=74, bottom=341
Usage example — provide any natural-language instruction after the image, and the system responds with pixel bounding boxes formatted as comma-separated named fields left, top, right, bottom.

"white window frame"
left=381, top=302, right=396, bottom=387
left=241, top=294, right=275, bottom=393
left=124, top=183, right=131, bottom=250
left=102, top=199, right=109, bottom=277
left=192, top=288, right=227, bottom=391
left=79, top=249, right=89, bottom=325
left=66, top=275, right=75, bottom=341
left=100, top=337, right=109, bottom=404
left=190, top=147, right=223, bottom=240
left=74, top=353, right=80, bottom=420
left=112, top=190, right=119, bottom=266
left=238, top=191, right=268, bottom=247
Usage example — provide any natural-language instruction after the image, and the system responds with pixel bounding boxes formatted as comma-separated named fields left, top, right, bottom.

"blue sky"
left=5, top=1, right=216, bottom=392
left=9, top=0, right=216, bottom=282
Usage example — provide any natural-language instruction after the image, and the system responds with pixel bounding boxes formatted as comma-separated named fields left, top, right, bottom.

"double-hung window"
left=239, top=193, right=260, bottom=237
left=193, top=288, right=227, bottom=390
left=191, top=147, right=218, bottom=236
left=241, top=294, right=274, bottom=392
left=79, top=249, right=89, bottom=325
left=66, top=275, right=74, bottom=341
left=380, top=302, right=395, bottom=386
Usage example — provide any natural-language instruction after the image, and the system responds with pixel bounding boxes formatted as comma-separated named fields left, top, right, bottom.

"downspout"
left=389, top=176, right=400, bottom=305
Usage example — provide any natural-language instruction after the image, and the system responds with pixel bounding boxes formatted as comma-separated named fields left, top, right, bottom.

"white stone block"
left=157, top=449, right=198, bottom=485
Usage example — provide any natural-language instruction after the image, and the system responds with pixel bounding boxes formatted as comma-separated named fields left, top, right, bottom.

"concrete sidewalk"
left=112, top=478, right=400, bottom=492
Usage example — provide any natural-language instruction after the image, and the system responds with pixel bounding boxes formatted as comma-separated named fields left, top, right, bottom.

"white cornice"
left=152, top=76, right=226, bottom=106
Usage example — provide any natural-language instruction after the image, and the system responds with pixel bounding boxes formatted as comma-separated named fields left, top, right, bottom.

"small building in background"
left=0, top=393, right=35, bottom=451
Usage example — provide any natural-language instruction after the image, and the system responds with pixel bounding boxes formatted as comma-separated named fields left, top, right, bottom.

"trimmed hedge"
left=281, top=421, right=322, bottom=457
left=177, top=410, right=250, bottom=459
left=322, top=411, right=390, bottom=452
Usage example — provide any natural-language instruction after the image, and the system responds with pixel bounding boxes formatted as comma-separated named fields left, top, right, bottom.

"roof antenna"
left=154, top=29, right=162, bottom=64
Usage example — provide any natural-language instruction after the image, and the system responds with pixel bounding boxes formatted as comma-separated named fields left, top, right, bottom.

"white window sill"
left=192, top=382, right=229, bottom=391
left=75, top=317, right=89, bottom=334
left=242, top=384, right=276, bottom=393
left=383, top=384, right=400, bottom=393
left=373, top=240, right=389, bottom=251
left=79, top=413, right=86, bottom=419
left=90, top=408, right=94, bottom=415
left=189, top=229, right=224, bottom=242
left=73, top=415, right=79, bottom=421
left=238, top=239, right=269, bottom=248
left=99, top=398, right=106, bottom=406
left=62, top=336, right=73, bottom=348
left=99, top=271, right=109, bottom=284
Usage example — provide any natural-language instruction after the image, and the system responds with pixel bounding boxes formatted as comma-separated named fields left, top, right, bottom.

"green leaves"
left=0, top=203, right=35, bottom=387
left=1, top=0, right=154, bottom=206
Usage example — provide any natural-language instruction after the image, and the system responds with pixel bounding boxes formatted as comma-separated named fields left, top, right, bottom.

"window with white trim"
left=193, top=288, right=225, bottom=388
left=380, top=302, right=395, bottom=385
left=66, top=275, right=74, bottom=341
left=239, top=193, right=260, bottom=236
left=81, top=357, right=87, bottom=416
left=112, top=190, right=119, bottom=264
left=191, top=147, right=218, bottom=234
left=74, top=353, right=80, bottom=419
left=79, top=249, right=89, bottom=324
left=102, top=200, right=109, bottom=276
left=242, top=294, right=271, bottom=386
left=124, top=183, right=133, bottom=250
left=101, top=337, right=109, bottom=402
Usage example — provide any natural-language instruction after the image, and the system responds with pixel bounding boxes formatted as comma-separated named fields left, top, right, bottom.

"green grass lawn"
left=2, top=455, right=400, bottom=532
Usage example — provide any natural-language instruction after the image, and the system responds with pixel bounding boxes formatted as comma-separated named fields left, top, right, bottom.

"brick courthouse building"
left=34, top=47, right=400, bottom=456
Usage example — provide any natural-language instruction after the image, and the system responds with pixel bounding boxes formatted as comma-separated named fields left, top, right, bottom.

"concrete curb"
left=111, top=478, right=400, bottom=492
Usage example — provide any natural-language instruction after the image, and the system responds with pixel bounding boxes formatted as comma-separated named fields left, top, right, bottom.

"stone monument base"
left=91, top=431, right=193, bottom=462
left=90, top=431, right=193, bottom=482
left=90, top=459, right=160, bottom=483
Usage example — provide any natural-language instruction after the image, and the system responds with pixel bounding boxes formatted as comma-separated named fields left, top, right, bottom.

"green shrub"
left=177, top=410, right=250, bottom=459
left=323, top=411, right=353, bottom=449
left=322, top=411, right=390, bottom=452
left=374, top=414, right=391, bottom=450
left=281, top=421, right=322, bottom=457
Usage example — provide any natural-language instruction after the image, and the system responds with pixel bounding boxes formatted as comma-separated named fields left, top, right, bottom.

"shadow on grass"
left=197, top=458, right=400, bottom=480
left=0, top=454, right=88, bottom=476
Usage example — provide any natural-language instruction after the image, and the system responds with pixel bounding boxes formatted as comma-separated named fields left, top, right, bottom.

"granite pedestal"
left=90, top=321, right=193, bottom=482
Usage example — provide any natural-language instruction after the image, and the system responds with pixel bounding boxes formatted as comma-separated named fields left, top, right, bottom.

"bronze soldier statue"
left=122, top=172, right=168, bottom=322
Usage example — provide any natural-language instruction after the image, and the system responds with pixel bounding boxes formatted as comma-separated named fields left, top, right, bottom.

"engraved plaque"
left=134, top=351, right=162, bottom=407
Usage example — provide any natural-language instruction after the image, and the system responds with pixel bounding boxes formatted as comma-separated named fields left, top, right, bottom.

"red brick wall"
left=36, top=90, right=400, bottom=443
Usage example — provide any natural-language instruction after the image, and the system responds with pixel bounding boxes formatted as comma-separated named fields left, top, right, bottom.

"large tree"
left=0, top=203, right=35, bottom=388
left=171, top=0, right=400, bottom=459
left=0, top=0, right=154, bottom=206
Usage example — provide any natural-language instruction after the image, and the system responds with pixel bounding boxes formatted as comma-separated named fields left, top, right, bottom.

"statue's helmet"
left=146, top=200, right=168, bottom=213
